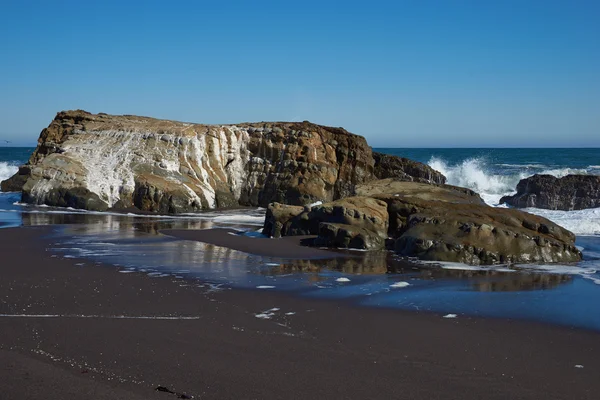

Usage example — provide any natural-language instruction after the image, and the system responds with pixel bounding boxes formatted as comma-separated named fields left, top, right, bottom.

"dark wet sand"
left=1, top=226, right=599, bottom=399
left=161, top=228, right=345, bottom=259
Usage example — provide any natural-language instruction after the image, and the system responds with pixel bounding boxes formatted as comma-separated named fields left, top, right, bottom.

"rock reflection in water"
left=275, top=251, right=391, bottom=275
left=417, top=268, right=572, bottom=292
left=273, top=251, right=573, bottom=292
left=29, top=208, right=575, bottom=294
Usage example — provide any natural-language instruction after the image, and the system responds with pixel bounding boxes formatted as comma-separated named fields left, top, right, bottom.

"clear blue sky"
left=0, top=0, right=598, bottom=147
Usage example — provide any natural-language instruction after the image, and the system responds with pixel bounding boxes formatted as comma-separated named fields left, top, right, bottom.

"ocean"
left=1, top=146, right=600, bottom=330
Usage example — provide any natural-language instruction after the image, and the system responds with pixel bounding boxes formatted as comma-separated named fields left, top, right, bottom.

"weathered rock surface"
left=391, top=202, right=579, bottom=264
left=262, top=203, right=306, bottom=238
left=373, top=152, right=446, bottom=184
left=354, top=178, right=484, bottom=204
left=314, top=222, right=385, bottom=250
left=263, top=197, right=389, bottom=250
left=265, top=179, right=582, bottom=264
left=2, top=110, right=443, bottom=211
left=500, top=174, right=600, bottom=211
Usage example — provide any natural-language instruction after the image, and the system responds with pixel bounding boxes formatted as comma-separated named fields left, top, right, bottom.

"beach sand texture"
left=1, top=226, right=599, bottom=399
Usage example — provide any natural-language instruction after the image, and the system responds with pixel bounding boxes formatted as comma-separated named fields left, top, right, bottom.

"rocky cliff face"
left=500, top=174, right=600, bottom=211
left=2, top=110, right=443, bottom=212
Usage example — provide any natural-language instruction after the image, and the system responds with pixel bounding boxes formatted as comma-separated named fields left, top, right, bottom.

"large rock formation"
left=2, top=110, right=444, bottom=212
left=264, top=179, right=582, bottom=264
left=500, top=174, right=600, bottom=211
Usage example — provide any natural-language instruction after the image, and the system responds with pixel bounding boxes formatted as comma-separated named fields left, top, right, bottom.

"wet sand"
left=161, top=228, right=345, bottom=259
left=1, top=226, right=599, bottom=399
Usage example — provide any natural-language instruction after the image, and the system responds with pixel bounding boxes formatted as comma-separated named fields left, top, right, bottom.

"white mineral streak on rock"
left=31, top=124, right=257, bottom=209
left=76, top=129, right=137, bottom=206
left=224, top=126, right=250, bottom=200
left=42, top=124, right=260, bottom=209
left=29, top=181, right=48, bottom=200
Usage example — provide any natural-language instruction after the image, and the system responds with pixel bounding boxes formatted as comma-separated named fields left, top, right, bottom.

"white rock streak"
left=34, top=126, right=254, bottom=209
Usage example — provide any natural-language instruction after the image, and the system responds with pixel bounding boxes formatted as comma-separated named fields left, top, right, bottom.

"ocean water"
left=2, top=146, right=600, bottom=330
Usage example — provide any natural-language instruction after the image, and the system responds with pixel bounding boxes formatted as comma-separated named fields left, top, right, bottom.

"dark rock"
left=284, top=197, right=389, bottom=239
left=0, top=165, right=30, bottom=192
left=500, top=174, right=600, bottom=210
left=262, top=203, right=305, bottom=237
left=22, top=186, right=108, bottom=212
left=268, top=179, right=582, bottom=265
left=315, top=222, right=385, bottom=250
left=392, top=204, right=580, bottom=264
left=373, top=152, right=446, bottom=184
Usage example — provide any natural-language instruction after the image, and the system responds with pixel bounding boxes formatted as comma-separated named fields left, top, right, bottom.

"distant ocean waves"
left=428, top=156, right=599, bottom=205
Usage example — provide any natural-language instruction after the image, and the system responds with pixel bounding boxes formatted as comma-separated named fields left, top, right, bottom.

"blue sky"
left=0, top=0, right=598, bottom=147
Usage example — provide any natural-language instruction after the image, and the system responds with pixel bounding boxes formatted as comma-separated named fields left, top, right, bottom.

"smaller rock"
left=500, top=174, right=600, bottom=210
left=285, top=196, right=390, bottom=238
left=262, top=203, right=305, bottom=237
left=0, top=165, right=30, bottom=192
left=372, top=152, right=446, bottom=184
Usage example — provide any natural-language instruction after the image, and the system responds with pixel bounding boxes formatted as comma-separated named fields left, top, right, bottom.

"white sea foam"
left=12, top=200, right=267, bottom=226
left=181, top=209, right=265, bottom=226
left=428, top=157, right=525, bottom=205
left=0, top=162, right=18, bottom=191
left=390, top=281, right=410, bottom=288
left=428, top=156, right=599, bottom=207
left=427, top=157, right=600, bottom=237
left=497, top=163, right=548, bottom=169
left=255, top=307, right=280, bottom=319
left=336, top=277, right=351, bottom=282
left=523, top=207, right=600, bottom=236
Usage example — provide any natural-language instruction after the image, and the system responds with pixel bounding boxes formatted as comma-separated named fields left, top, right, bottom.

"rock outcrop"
left=263, top=197, right=389, bottom=250
left=2, top=110, right=443, bottom=212
left=264, top=179, right=582, bottom=264
left=372, top=152, right=445, bottom=184
left=500, top=174, right=600, bottom=211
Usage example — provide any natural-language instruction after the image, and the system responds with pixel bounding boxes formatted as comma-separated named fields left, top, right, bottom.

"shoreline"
left=1, top=225, right=599, bottom=399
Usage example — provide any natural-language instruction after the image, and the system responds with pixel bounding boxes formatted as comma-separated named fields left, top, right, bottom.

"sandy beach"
left=0, top=226, right=598, bottom=399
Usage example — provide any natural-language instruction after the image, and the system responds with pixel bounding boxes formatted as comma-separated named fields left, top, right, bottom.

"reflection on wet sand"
left=3, top=202, right=600, bottom=332
left=416, top=268, right=572, bottom=292
left=274, top=252, right=388, bottom=274
left=10, top=208, right=579, bottom=293
left=268, top=252, right=573, bottom=292
left=471, top=273, right=571, bottom=292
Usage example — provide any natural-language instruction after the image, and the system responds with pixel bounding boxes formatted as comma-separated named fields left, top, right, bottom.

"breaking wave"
left=428, top=156, right=595, bottom=206
left=0, top=162, right=18, bottom=191
left=427, top=156, right=600, bottom=235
